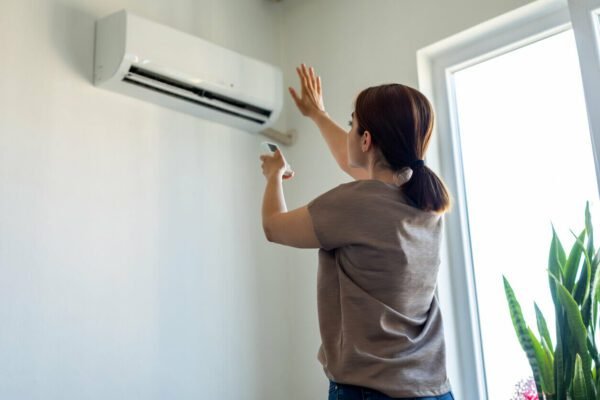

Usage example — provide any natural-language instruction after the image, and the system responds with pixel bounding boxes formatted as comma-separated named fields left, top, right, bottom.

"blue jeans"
left=328, top=380, right=455, bottom=400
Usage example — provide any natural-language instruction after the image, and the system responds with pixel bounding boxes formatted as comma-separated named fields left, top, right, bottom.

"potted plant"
left=504, top=201, right=600, bottom=400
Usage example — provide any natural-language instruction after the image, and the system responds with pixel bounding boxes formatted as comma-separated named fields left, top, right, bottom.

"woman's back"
left=308, top=179, right=450, bottom=398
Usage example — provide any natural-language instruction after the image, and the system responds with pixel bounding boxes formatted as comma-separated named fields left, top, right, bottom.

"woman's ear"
left=361, top=130, right=372, bottom=153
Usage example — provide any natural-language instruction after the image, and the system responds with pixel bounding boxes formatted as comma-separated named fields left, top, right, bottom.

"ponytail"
left=355, top=84, right=452, bottom=214
left=400, top=165, right=452, bottom=214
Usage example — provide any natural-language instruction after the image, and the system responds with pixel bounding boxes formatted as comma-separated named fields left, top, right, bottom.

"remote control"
left=260, top=141, right=294, bottom=178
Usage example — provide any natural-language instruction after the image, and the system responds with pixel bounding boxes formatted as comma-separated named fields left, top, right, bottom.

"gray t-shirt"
left=307, top=179, right=452, bottom=398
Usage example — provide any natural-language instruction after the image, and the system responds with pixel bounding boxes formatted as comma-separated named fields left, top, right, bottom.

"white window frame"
left=569, top=0, right=600, bottom=192
left=416, top=0, right=583, bottom=398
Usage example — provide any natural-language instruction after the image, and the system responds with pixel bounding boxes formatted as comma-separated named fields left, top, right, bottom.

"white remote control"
left=260, top=141, right=294, bottom=178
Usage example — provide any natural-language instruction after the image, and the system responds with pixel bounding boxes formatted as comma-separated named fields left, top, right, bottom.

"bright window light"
left=452, top=28, right=599, bottom=399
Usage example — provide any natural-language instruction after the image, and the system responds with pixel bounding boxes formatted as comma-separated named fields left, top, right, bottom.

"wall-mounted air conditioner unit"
left=93, top=10, right=284, bottom=136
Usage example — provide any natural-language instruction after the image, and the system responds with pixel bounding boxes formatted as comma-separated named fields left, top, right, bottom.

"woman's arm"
left=261, top=175, right=320, bottom=249
left=311, top=111, right=370, bottom=180
left=289, top=64, right=369, bottom=180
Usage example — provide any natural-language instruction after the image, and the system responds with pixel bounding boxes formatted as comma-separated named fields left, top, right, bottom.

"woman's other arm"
left=311, top=111, right=369, bottom=180
left=289, top=64, right=369, bottom=180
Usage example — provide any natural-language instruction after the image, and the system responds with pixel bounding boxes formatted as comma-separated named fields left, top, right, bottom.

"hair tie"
left=410, top=159, right=425, bottom=169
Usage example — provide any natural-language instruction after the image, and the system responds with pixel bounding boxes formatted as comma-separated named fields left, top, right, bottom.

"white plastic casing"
left=94, top=10, right=283, bottom=133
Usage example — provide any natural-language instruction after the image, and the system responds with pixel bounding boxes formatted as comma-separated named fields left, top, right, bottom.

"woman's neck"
left=368, top=166, right=397, bottom=185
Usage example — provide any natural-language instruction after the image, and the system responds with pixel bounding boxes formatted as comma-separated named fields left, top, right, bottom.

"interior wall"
left=279, top=1, right=535, bottom=399
left=0, top=0, right=550, bottom=399
left=0, top=1, right=290, bottom=399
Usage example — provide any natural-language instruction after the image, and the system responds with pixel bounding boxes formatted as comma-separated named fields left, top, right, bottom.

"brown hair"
left=355, top=84, right=452, bottom=214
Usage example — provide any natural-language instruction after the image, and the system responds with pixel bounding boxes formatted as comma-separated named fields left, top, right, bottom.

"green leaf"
left=535, top=302, right=554, bottom=352
left=503, top=275, right=544, bottom=394
left=552, top=275, right=597, bottom=398
left=548, top=266, right=567, bottom=398
left=583, top=243, right=600, bottom=330
left=593, top=246, right=600, bottom=272
left=529, top=327, right=555, bottom=394
left=572, top=353, right=587, bottom=400
left=549, top=225, right=567, bottom=307
left=543, top=336, right=555, bottom=367
left=587, top=332, right=600, bottom=379
left=586, top=201, right=594, bottom=263
left=564, top=228, right=586, bottom=292
left=572, top=231, right=593, bottom=307
left=595, top=288, right=600, bottom=334
left=555, top=323, right=566, bottom=400
left=580, top=203, right=600, bottom=332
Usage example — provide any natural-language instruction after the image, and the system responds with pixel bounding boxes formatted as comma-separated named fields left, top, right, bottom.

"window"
left=453, top=27, right=598, bottom=399
left=418, top=0, right=600, bottom=398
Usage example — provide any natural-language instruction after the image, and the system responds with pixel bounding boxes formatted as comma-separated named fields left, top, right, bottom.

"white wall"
left=0, top=1, right=291, bottom=399
left=279, top=1, right=536, bottom=399
left=0, top=0, right=547, bottom=399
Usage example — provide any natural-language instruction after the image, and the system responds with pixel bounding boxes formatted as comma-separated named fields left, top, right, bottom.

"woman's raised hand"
left=289, top=64, right=326, bottom=120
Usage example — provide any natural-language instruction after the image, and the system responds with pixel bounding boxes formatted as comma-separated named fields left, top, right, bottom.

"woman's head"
left=348, top=83, right=452, bottom=214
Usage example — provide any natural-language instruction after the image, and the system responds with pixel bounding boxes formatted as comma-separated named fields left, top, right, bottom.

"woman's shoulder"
left=342, top=180, right=445, bottom=219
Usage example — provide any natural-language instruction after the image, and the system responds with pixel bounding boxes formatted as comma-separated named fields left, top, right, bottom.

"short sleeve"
left=307, top=183, right=362, bottom=251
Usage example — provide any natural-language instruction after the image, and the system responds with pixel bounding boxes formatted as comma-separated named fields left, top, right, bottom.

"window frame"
left=568, top=0, right=600, bottom=193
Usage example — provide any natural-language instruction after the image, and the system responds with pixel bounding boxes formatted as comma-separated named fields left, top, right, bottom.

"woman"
left=260, top=64, right=454, bottom=400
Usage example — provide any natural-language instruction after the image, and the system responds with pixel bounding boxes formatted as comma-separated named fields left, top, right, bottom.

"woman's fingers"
left=288, top=87, right=300, bottom=105
left=300, top=64, right=310, bottom=91
left=303, top=64, right=316, bottom=92
left=309, top=67, right=318, bottom=90
left=306, top=65, right=315, bottom=91
left=290, top=64, right=325, bottom=117
left=295, top=67, right=303, bottom=92
left=298, top=66, right=309, bottom=94
left=295, top=63, right=322, bottom=100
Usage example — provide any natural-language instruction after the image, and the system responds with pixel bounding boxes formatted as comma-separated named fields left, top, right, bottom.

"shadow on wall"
left=50, top=1, right=97, bottom=83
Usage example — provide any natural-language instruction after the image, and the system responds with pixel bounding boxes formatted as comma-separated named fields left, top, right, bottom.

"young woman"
left=260, top=64, right=454, bottom=400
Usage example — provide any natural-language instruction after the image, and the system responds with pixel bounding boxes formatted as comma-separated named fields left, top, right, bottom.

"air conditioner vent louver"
left=123, top=66, right=271, bottom=124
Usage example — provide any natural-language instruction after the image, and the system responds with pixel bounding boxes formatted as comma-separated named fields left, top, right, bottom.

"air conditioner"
left=93, top=10, right=283, bottom=133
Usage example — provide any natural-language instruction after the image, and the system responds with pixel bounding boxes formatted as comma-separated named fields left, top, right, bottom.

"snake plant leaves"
left=555, top=321, right=566, bottom=400
left=586, top=201, right=594, bottom=262
left=503, top=276, right=544, bottom=394
left=543, top=338, right=555, bottom=369
left=540, top=340, right=558, bottom=400
left=594, top=267, right=600, bottom=341
left=583, top=246, right=600, bottom=329
left=548, top=268, right=568, bottom=399
left=590, top=287, right=600, bottom=333
left=543, top=340, right=555, bottom=382
left=529, top=326, right=555, bottom=395
left=572, top=233, right=593, bottom=307
left=508, top=204, right=600, bottom=399
left=564, top=229, right=586, bottom=293
left=587, top=333, right=600, bottom=378
left=581, top=208, right=600, bottom=331
left=552, top=224, right=567, bottom=276
left=572, top=353, right=587, bottom=400
left=535, top=302, right=554, bottom=352
left=573, top=255, right=591, bottom=306
left=549, top=226, right=567, bottom=306
left=554, top=278, right=597, bottom=399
